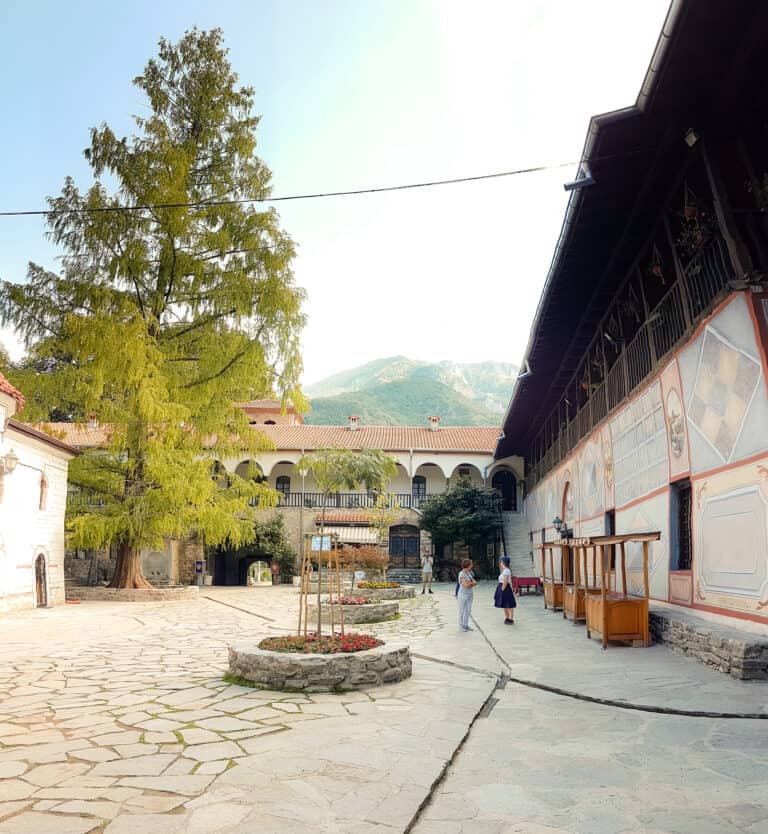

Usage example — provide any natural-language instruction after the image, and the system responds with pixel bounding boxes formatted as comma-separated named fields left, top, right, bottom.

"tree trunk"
left=108, top=542, right=153, bottom=589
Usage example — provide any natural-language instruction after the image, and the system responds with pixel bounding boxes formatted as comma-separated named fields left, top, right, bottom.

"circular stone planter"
left=65, top=586, right=199, bottom=602
left=307, top=600, right=398, bottom=624
left=353, top=586, right=416, bottom=601
left=228, top=641, right=412, bottom=692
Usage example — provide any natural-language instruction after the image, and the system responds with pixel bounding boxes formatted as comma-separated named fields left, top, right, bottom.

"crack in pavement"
left=470, top=615, right=768, bottom=720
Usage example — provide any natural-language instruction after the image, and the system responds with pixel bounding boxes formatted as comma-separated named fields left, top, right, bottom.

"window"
left=412, top=475, right=426, bottom=501
left=264, top=420, right=276, bottom=425
left=39, top=473, right=48, bottom=511
left=276, top=476, right=290, bottom=496
left=671, top=479, right=692, bottom=571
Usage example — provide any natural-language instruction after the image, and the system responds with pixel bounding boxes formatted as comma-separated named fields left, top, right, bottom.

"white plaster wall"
left=678, top=294, right=768, bottom=475
left=413, top=463, right=446, bottom=496
left=0, top=428, right=72, bottom=613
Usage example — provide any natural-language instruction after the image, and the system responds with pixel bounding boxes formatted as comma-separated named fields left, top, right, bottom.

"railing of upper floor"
left=250, top=492, right=435, bottom=510
left=68, top=487, right=437, bottom=511
left=527, top=232, right=735, bottom=491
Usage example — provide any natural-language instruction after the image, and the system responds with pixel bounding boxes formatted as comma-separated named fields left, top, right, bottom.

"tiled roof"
left=315, top=512, right=372, bottom=524
left=33, top=423, right=114, bottom=448
left=34, top=422, right=501, bottom=454
left=254, top=425, right=501, bottom=453
left=8, top=419, right=79, bottom=456
left=0, top=372, right=25, bottom=409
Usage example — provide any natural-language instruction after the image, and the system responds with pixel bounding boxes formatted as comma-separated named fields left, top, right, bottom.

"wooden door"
left=35, top=554, right=47, bottom=607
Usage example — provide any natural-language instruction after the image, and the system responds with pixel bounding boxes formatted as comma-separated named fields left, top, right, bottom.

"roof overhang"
left=496, top=0, right=768, bottom=459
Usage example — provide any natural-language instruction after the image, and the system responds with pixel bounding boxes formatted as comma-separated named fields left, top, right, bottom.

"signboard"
left=311, top=535, right=332, bottom=552
left=195, top=560, right=204, bottom=575
left=354, top=570, right=365, bottom=580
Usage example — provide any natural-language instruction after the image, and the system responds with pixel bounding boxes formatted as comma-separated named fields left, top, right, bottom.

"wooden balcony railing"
left=528, top=234, right=734, bottom=490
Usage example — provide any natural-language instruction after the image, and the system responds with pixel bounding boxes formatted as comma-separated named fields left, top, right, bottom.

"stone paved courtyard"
left=1, top=584, right=767, bottom=833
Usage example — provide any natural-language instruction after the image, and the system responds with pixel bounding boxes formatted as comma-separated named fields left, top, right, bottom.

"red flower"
left=259, top=632, right=383, bottom=654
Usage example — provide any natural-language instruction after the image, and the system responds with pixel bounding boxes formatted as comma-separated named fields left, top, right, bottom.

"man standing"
left=420, top=552, right=434, bottom=594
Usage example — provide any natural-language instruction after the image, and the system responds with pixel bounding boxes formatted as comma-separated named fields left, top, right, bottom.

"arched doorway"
left=389, top=524, right=420, bottom=569
left=491, top=470, right=517, bottom=512
left=35, top=554, right=47, bottom=608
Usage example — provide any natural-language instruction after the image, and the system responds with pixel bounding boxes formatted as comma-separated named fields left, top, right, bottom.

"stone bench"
left=649, top=608, right=768, bottom=680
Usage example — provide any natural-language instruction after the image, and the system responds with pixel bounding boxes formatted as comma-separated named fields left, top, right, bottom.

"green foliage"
left=222, top=514, right=297, bottom=580
left=419, top=481, right=501, bottom=550
left=0, top=29, right=305, bottom=569
left=306, top=380, right=499, bottom=426
left=303, top=357, right=519, bottom=425
left=295, top=449, right=398, bottom=501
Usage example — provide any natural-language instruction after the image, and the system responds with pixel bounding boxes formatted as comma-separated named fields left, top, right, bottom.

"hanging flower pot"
left=651, top=263, right=664, bottom=278
left=684, top=205, right=699, bottom=220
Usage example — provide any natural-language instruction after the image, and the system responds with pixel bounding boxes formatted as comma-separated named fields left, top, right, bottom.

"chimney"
left=348, top=415, right=360, bottom=431
left=428, top=415, right=441, bottom=432
left=87, top=413, right=98, bottom=429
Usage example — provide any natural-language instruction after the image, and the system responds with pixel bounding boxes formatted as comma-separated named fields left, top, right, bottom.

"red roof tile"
left=0, top=372, right=25, bottom=410
left=34, top=423, right=114, bottom=447
left=315, top=512, right=372, bottom=524
left=34, top=422, right=501, bottom=454
left=252, top=424, right=500, bottom=453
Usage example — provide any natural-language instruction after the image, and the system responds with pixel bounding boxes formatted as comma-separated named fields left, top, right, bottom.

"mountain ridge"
left=304, top=357, right=517, bottom=427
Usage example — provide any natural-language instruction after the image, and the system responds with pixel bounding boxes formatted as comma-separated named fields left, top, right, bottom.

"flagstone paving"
left=1, top=584, right=767, bottom=832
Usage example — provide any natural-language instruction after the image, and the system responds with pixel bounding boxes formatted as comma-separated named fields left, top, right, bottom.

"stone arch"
left=491, top=468, right=518, bottom=512
left=235, top=460, right=266, bottom=483
left=450, top=462, right=483, bottom=487
left=266, top=457, right=300, bottom=477
left=412, top=463, right=445, bottom=498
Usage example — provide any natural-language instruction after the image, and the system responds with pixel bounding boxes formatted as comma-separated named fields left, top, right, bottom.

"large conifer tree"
left=0, top=29, right=305, bottom=587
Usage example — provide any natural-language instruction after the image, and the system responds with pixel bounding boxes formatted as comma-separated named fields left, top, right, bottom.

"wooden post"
left=620, top=541, right=627, bottom=596
left=642, top=541, right=650, bottom=646
left=601, top=544, right=608, bottom=650
left=541, top=546, right=547, bottom=609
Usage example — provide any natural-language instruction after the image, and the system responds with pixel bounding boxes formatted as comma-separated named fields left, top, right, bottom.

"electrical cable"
left=0, top=148, right=653, bottom=218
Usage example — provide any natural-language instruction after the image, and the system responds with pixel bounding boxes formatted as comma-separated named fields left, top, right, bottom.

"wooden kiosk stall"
left=536, top=540, right=568, bottom=612
left=563, top=538, right=601, bottom=623
left=584, top=532, right=660, bottom=649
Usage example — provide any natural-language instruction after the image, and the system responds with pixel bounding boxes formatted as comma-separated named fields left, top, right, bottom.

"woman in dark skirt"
left=494, top=555, right=516, bottom=624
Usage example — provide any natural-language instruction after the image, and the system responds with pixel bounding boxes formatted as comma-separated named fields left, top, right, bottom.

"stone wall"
left=307, top=600, right=398, bottom=624
left=228, top=641, right=412, bottom=692
left=354, top=586, right=416, bottom=601
left=66, top=586, right=199, bottom=602
left=649, top=608, right=768, bottom=680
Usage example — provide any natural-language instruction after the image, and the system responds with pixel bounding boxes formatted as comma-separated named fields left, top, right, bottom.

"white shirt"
left=499, top=567, right=512, bottom=583
left=421, top=556, right=433, bottom=573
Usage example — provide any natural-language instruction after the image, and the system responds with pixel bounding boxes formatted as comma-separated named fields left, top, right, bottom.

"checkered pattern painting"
left=687, top=327, right=761, bottom=462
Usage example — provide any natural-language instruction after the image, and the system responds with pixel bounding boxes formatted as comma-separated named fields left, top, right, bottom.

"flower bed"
left=308, top=600, right=399, bottom=624
left=325, top=596, right=369, bottom=606
left=259, top=632, right=382, bottom=654
left=357, top=581, right=400, bottom=589
left=228, top=640, right=412, bottom=692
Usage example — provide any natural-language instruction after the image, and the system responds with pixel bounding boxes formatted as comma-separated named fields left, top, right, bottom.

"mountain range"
left=304, top=357, right=518, bottom=426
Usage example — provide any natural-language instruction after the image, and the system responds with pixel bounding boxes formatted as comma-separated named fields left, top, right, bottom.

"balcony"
left=249, top=492, right=435, bottom=510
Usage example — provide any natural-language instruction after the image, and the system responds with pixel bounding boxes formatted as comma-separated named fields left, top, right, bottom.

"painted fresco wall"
left=524, top=291, right=768, bottom=621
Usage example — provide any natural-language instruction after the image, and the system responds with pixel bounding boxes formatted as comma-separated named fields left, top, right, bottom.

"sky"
left=0, top=0, right=670, bottom=385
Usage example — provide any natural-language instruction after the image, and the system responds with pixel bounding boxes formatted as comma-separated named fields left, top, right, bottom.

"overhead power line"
left=0, top=149, right=651, bottom=218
